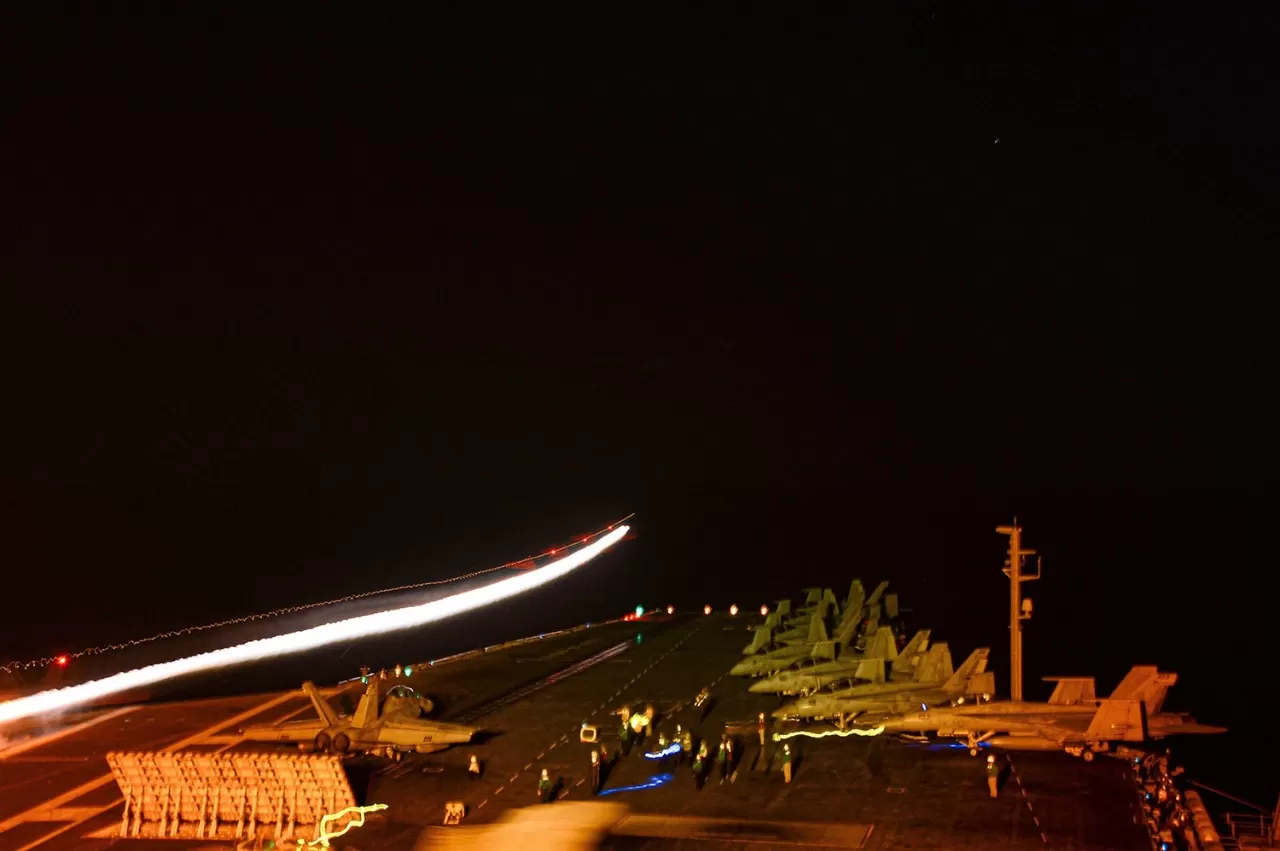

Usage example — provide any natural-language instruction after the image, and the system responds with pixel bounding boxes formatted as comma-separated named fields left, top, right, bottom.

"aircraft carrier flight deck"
left=0, top=611, right=1154, bottom=850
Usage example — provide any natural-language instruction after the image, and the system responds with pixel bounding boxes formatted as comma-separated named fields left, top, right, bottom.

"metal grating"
left=105, top=750, right=357, bottom=842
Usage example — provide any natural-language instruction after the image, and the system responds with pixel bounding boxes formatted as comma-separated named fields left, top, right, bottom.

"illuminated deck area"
left=0, top=614, right=1151, bottom=849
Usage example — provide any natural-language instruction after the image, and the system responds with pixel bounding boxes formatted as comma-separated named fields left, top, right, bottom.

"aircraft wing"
left=240, top=718, right=328, bottom=743
left=368, top=717, right=477, bottom=748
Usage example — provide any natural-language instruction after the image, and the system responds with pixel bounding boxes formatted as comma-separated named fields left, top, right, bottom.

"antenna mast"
left=997, top=519, right=1041, bottom=701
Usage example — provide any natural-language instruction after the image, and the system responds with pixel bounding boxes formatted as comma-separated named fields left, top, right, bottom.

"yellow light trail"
left=310, top=803, right=388, bottom=847
left=773, top=725, right=885, bottom=740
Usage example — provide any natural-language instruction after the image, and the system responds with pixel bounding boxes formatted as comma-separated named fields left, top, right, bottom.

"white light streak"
left=0, top=526, right=629, bottom=724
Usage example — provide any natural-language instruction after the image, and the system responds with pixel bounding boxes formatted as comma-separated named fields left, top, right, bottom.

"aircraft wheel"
left=1082, top=750, right=1095, bottom=762
left=332, top=733, right=351, bottom=753
left=314, top=733, right=332, bottom=753
left=968, top=747, right=979, bottom=756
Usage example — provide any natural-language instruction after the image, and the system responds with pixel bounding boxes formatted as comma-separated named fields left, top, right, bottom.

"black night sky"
left=3, top=1, right=1278, bottom=800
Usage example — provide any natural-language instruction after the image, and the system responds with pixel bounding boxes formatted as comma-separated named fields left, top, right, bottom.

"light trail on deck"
left=773, top=725, right=885, bottom=740
left=0, top=525, right=629, bottom=724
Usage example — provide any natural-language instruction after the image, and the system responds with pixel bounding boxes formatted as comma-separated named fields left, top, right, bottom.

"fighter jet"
left=867, top=666, right=1225, bottom=761
left=773, top=644, right=992, bottom=726
left=730, top=611, right=838, bottom=677
left=750, top=627, right=929, bottom=695
left=240, top=679, right=477, bottom=761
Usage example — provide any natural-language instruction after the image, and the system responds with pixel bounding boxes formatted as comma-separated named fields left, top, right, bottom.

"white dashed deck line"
left=478, top=799, right=488, bottom=808
left=494, top=785, right=504, bottom=795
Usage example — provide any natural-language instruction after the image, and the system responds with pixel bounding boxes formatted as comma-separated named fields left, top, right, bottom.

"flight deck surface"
left=0, top=615, right=1151, bottom=850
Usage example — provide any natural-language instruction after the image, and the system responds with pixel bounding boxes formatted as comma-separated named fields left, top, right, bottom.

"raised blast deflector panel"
left=107, top=751, right=356, bottom=842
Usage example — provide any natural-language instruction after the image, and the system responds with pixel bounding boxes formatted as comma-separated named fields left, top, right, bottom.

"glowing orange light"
left=550, top=548, right=558, bottom=555
left=760, top=605, right=769, bottom=616
left=55, top=655, right=69, bottom=667
left=730, top=604, right=739, bottom=616
left=704, top=605, right=712, bottom=615
left=666, top=605, right=674, bottom=615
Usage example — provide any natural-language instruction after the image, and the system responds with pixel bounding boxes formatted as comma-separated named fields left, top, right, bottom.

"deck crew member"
left=590, top=749, right=602, bottom=795
left=656, top=732, right=673, bottom=771
left=986, top=754, right=999, bottom=797
left=693, top=743, right=708, bottom=789
left=782, top=743, right=793, bottom=783
left=468, top=755, right=482, bottom=780
left=538, top=768, right=554, bottom=803
left=716, top=739, right=730, bottom=783
left=619, top=717, right=633, bottom=756
left=758, top=713, right=767, bottom=749
left=680, top=727, right=693, bottom=765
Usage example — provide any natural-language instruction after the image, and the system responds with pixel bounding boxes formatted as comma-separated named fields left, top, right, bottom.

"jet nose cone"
left=748, top=680, right=774, bottom=694
left=730, top=662, right=753, bottom=677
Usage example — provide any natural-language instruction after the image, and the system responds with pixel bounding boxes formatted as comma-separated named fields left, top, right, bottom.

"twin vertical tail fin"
left=942, top=647, right=990, bottom=694
left=892, top=630, right=931, bottom=677
left=863, top=626, right=899, bottom=663
left=351, top=679, right=380, bottom=728
left=301, top=681, right=341, bottom=727
left=915, top=643, right=953, bottom=684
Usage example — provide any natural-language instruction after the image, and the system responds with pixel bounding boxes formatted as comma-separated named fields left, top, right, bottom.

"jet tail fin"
left=1044, top=677, right=1097, bottom=706
left=810, top=640, right=838, bottom=662
left=892, top=629, right=930, bottom=677
left=1110, top=666, right=1177, bottom=715
left=943, top=648, right=990, bottom=694
left=351, top=679, right=379, bottom=728
left=844, top=581, right=865, bottom=620
left=807, top=611, right=829, bottom=644
left=854, top=657, right=886, bottom=684
left=865, top=580, right=889, bottom=609
left=301, top=681, right=341, bottom=726
left=1084, top=699, right=1146, bottom=742
left=863, top=626, right=899, bottom=663
left=883, top=593, right=899, bottom=619
left=775, top=600, right=791, bottom=618
left=832, top=608, right=860, bottom=647
left=915, top=643, right=952, bottom=683
left=743, top=627, right=772, bottom=655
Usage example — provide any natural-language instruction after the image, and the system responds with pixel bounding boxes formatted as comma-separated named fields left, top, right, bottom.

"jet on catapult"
left=240, top=680, right=477, bottom=761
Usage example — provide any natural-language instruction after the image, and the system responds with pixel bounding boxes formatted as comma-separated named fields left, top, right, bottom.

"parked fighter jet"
left=240, top=680, right=476, bottom=761
left=773, top=645, right=992, bottom=725
left=867, top=666, right=1225, bottom=761
left=750, top=627, right=928, bottom=695
left=730, top=613, right=834, bottom=677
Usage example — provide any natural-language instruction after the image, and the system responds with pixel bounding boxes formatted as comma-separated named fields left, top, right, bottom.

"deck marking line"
left=1, top=691, right=300, bottom=847
left=0, top=691, right=298, bottom=833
